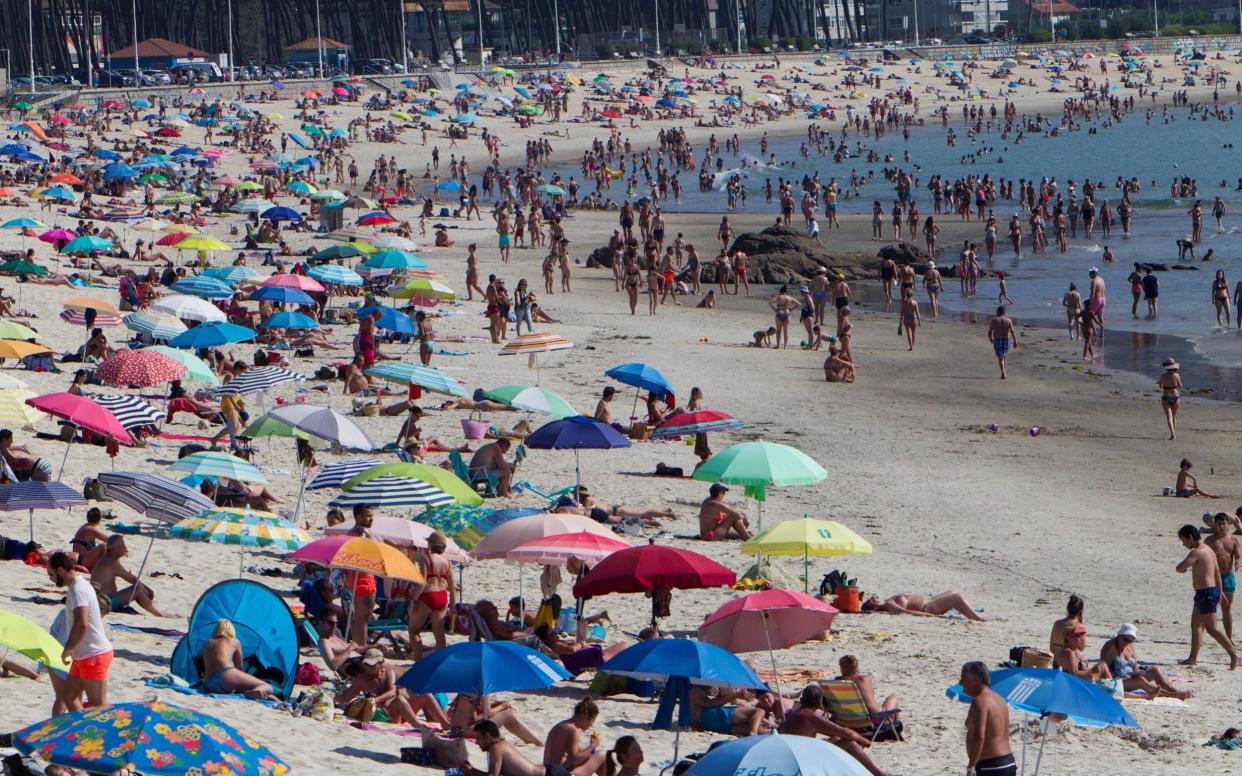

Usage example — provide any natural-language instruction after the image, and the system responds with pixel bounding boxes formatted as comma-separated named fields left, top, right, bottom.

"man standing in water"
left=1088, top=267, right=1106, bottom=338
left=1176, top=525, right=1239, bottom=669
left=961, top=661, right=1015, bottom=776
left=987, top=307, right=1017, bottom=380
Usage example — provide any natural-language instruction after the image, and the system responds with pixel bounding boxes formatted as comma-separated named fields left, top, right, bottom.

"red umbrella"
left=156, top=231, right=191, bottom=246
left=573, top=543, right=736, bottom=628
left=154, top=127, right=181, bottom=138
left=94, top=349, right=186, bottom=388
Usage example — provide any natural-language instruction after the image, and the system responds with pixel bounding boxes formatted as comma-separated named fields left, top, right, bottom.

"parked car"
left=96, top=69, right=137, bottom=87
left=353, top=58, right=393, bottom=74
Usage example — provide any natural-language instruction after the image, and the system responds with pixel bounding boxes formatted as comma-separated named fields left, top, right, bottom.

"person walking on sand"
left=987, top=306, right=1017, bottom=380
left=1062, top=283, right=1083, bottom=340
left=1206, top=513, right=1240, bottom=640
left=923, top=261, right=943, bottom=319
left=769, top=286, right=799, bottom=349
left=717, top=216, right=734, bottom=250
left=1128, top=264, right=1144, bottom=318
left=1157, top=358, right=1182, bottom=440
left=1176, top=524, right=1239, bottom=670
left=997, top=272, right=1013, bottom=305
left=1213, top=270, right=1232, bottom=327
left=961, top=661, right=1016, bottom=776
left=899, top=289, right=921, bottom=351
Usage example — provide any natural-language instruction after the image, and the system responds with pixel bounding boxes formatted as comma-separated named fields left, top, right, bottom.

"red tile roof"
left=287, top=36, right=352, bottom=51
left=109, top=37, right=214, bottom=59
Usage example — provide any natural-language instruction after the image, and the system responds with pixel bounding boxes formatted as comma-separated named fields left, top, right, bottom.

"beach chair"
left=512, top=480, right=577, bottom=507
left=448, top=448, right=498, bottom=496
left=819, top=680, right=904, bottom=742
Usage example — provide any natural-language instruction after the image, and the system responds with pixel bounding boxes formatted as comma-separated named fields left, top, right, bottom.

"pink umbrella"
left=59, top=309, right=122, bottom=327
left=38, top=228, right=75, bottom=244
left=94, top=349, right=186, bottom=388
left=26, top=392, right=132, bottom=475
left=333, top=86, right=350, bottom=97
left=156, top=231, right=191, bottom=246
left=48, top=115, right=71, bottom=125
left=471, top=514, right=617, bottom=560
left=698, top=588, right=838, bottom=699
left=263, top=273, right=325, bottom=293
left=325, top=516, right=470, bottom=563
left=505, top=531, right=629, bottom=566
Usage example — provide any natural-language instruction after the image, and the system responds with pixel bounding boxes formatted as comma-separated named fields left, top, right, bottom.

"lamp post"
left=227, top=0, right=234, bottom=81
left=477, top=0, right=484, bottom=67
left=553, top=0, right=560, bottom=59
left=315, top=0, right=324, bottom=77
left=655, top=0, right=661, bottom=55
left=132, top=0, right=139, bottom=77
left=27, top=0, right=36, bottom=95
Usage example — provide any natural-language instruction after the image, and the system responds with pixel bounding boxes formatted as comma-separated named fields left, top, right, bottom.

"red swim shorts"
left=69, top=650, right=113, bottom=681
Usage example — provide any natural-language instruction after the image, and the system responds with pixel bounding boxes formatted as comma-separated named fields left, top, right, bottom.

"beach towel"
left=144, top=676, right=282, bottom=706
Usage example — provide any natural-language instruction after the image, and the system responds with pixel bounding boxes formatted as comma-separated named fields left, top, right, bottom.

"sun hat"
left=1116, top=623, right=1138, bottom=641
left=362, top=648, right=385, bottom=666
left=1163, top=358, right=1179, bottom=370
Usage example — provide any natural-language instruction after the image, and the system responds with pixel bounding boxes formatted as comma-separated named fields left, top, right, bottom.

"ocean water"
left=554, top=105, right=1242, bottom=376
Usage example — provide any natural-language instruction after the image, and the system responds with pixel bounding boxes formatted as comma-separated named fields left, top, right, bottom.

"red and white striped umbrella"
left=505, top=531, right=631, bottom=566
left=94, top=349, right=186, bottom=388
left=59, top=309, right=123, bottom=327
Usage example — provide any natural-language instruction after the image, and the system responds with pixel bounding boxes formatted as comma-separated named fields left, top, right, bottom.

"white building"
left=820, top=0, right=1003, bottom=43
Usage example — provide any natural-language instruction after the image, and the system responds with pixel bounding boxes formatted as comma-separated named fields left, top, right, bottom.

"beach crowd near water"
left=1, top=38, right=1242, bottom=776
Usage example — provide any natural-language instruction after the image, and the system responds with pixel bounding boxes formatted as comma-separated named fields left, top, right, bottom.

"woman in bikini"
left=407, top=532, right=456, bottom=660
left=899, top=289, right=921, bottom=351
left=768, top=286, right=799, bottom=349
left=415, top=310, right=435, bottom=367
left=861, top=591, right=986, bottom=621
left=1212, top=270, right=1232, bottom=327
left=1157, top=358, right=1182, bottom=440
left=623, top=256, right=642, bottom=315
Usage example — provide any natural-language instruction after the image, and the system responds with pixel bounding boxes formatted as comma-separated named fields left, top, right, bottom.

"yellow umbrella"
left=391, top=111, right=413, bottom=121
left=265, top=112, right=285, bottom=120
left=391, top=277, right=456, bottom=301
left=0, top=340, right=51, bottom=359
left=0, top=609, right=69, bottom=672
left=741, top=516, right=873, bottom=592
left=0, top=386, right=43, bottom=428
left=174, top=235, right=231, bottom=252
left=160, top=223, right=201, bottom=234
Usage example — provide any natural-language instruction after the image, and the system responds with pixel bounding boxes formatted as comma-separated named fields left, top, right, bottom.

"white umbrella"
left=266, top=404, right=374, bottom=451
left=151, top=294, right=227, bottom=322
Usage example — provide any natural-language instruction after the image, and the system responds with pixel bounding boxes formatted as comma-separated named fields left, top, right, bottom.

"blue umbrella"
left=202, top=265, right=258, bottom=285
left=452, top=113, right=480, bottom=124
left=250, top=285, right=316, bottom=306
left=514, top=86, right=532, bottom=98
left=260, top=205, right=303, bottom=222
left=436, top=180, right=462, bottom=191
left=526, top=416, right=631, bottom=490
left=946, top=667, right=1138, bottom=775
left=307, top=264, right=363, bottom=287
left=605, top=362, right=673, bottom=398
left=357, top=304, right=416, bottom=334
left=362, top=249, right=427, bottom=270
left=170, top=147, right=198, bottom=158
left=12, top=150, right=44, bottom=163
left=168, top=321, right=257, bottom=349
left=93, top=149, right=122, bottom=160
left=260, top=311, right=318, bottom=329
left=41, top=186, right=79, bottom=202
left=601, top=639, right=765, bottom=760
left=686, top=735, right=868, bottom=776
left=131, top=98, right=151, bottom=108
left=396, top=641, right=570, bottom=695
left=287, top=132, right=309, bottom=149
left=102, top=162, right=139, bottom=180
left=170, top=276, right=235, bottom=299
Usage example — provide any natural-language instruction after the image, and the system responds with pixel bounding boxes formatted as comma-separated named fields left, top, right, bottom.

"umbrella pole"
left=804, top=546, right=808, bottom=594
left=629, top=388, right=640, bottom=432
left=292, top=461, right=308, bottom=528
left=761, top=611, right=784, bottom=716
left=56, top=429, right=75, bottom=479
left=122, top=526, right=158, bottom=609
left=1032, top=716, right=1050, bottom=776
left=28, top=508, right=33, bottom=543
left=574, top=448, right=581, bottom=494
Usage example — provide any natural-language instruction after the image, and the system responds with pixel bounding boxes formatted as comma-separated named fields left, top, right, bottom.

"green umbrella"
left=693, top=440, right=827, bottom=531
left=155, top=192, right=200, bottom=206
left=0, top=259, right=49, bottom=276
left=0, top=320, right=38, bottom=339
left=240, top=414, right=309, bottom=440
left=146, top=346, right=220, bottom=385
left=344, top=462, right=483, bottom=506
left=534, top=184, right=567, bottom=196
left=484, top=384, right=576, bottom=418
left=136, top=173, right=167, bottom=185
left=314, top=243, right=369, bottom=261
left=14, top=102, right=32, bottom=111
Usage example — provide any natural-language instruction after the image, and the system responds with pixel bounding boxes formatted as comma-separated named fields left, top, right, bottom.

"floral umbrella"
left=15, top=700, right=290, bottom=776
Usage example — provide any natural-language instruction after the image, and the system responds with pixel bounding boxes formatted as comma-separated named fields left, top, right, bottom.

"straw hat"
left=1162, top=358, right=1179, bottom=371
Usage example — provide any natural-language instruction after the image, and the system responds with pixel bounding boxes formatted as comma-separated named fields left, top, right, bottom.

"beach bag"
left=343, top=696, right=375, bottom=722
left=533, top=599, right=557, bottom=630
left=295, top=662, right=322, bottom=686
left=460, top=411, right=488, bottom=440
left=1020, top=648, right=1053, bottom=669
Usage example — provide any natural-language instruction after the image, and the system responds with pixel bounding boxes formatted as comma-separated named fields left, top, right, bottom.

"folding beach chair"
left=819, top=679, right=904, bottom=742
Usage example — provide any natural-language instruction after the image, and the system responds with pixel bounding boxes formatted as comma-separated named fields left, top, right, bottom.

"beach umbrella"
left=60, top=235, right=110, bottom=254
left=390, top=277, right=455, bottom=305
left=91, top=394, right=165, bottom=430
left=14, top=700, right=290, bottom=776
left=505, top=531, right=630, bottom=566
left=483, top=385, right=576, bottom=418
left=365, top=362, right=467, bottom=397
left=307, top=264, right=363, bottom=287
left=156, top=231, right=192, bottom=246
left=0, top=610, right=69, bottom=672
left=693, top=441, right=827, bottom=531
left=37, top=227, right=74, bottom=245
left=232, top=199, right=275, bottom=214
left=288, top=535, right=424, bottom=582
left=266, top=404, right=374, bottom=451
left=534, top=183, right=566, bottom=196
left=525, top=416, right=631, bottom=491
left=600, top=639, right=765, bottom=759
left=309, top=189, right=346, bottom=201
left=169, top=508, right=310, bottom=551
left=606, top=361, right=674, bottom=421
left=95, top=471, right=215, bottom=524
left=472, top=513, right=616, bottom=560
left=168, top=451, right=267, bottom=484
left=362, top=249, right=427, bottom=270
left=2, top=217, right=44, bottom=229
left=329, top=474, right=454, bottom=510
left=58, top=309, right=122, bottom=327
left=314, top=243, right=370, bottom=261
left=0, top=385, right=43, bottom=428
left=170, top=275, right=236, bottom=299
left=356, top=211, right=396, bottom=226
left=307, top=459, right=381, bottom=490
left=94, top=349, right=185, bottom=387
left=946, top=667, right=1139, bottom=775
left=573, top=543, right=735, bottom=604
left=345, top=462, right=482, bottom=506
left=175, top=235, right=231, bottom=253
left=326, top=516, right=469, bottom=562
left=687, top=735, right=868, bottom=776
left=355, top=304, right=416, bottom=335
left=25, top=392, right=132, bottom=454
left=260, top=311, right=317, bottom=330
left=264, top=273, right=324, bottom=293
left=167, top=321, right=256, bottom=349
left=0, top=340, right=50, bottom=359
left=251, top=285, right=316, bottom=306
left=40, top=186, right=79, bottom=203
left=365, top=234, right=418, bottom=251
left=215, top=367, right=305, bottom=396
left=154, top=191, right=200, bottom=206
left=0, top=259, right=49, bottom=276
left=261, top=206, right=303, bottom=222
left=151, top=294, right=227, bottom=322
left=146, top=346, right=219, bottom=385
left=415, top=504, right=496, bottom=548
left=286, top=180, right=316, bottom=194
left=652, top=409, right=744, bottom=439
left=0, top=481, right=86, bottom=541
left=396, top=641, right=570, bottom=695
left=498, top=332, right=573, bottom=382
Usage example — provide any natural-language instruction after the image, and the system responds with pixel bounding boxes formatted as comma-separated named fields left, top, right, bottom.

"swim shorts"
left=498, top=235, right=512, bottom=247
left=69, top=650, right=113, bottom=682
left=976, top=753, right=1017, bottom=776
left=1195, top=586, right=1221, bottom=615
left=993, top=338, right=1012, bottom=358
left=1224, top=572, right=1237, bottom=595
left=545, top=765, right=572, bottom=776
left=700, top=705, right=735, bottom=734
left=1089, top=297, right=1106, bottom=315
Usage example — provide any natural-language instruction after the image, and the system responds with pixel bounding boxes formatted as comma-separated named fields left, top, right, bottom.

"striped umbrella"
left=0, top=387, right=44, bottom=428
left=214, top=367, right=305, bottom=396
left=328, top=474, right=454, bottom=509
left=91, top=394, right=164, bottom=430
left=364, top=363, right=468, bottom=397
left=484, top=385, right=576, bottom=418
left=499, top=332, right=574, bottom=383
left=168, top=508, right=310, bottom=551
left=62, top=296, right=119, bottom=314
left=58, top=309, right=122, bottom=327
left=202, top=266, right=259, bottom=285
left=170, top=275, right=236, bottom=299
left=0, top=481, right=86, bottom=540
left=151, top=294, right=226, bottom=322
left=123, top=311, right=187, bottom=340
left=168, top=451, right=268, bottom=484
left=307, top=459, right=382, bottom=490
left=96, top=471, right=215, bottom=524
left=366, top=234, right=419, bottom=251
left=307, top=264, right=363, bottom=286
left=94, top=349, right=186, bottom=388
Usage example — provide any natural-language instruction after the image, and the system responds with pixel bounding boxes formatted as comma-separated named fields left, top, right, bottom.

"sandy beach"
left=1, top=45, right=1241, bottom=776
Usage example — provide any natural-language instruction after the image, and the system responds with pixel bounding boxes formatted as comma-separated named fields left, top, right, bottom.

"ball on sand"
left=988, top=423, right=999, bottom=432
left=1029, top=426, right=1041, bottom=437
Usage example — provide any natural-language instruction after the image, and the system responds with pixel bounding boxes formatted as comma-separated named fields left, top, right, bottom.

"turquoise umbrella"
left=692, top=440, right=826, bottom=530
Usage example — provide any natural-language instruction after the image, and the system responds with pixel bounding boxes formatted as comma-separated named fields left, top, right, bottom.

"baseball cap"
left=362, top=648, right=385, bottom=666
left=709, top=483, right=729, bottom=496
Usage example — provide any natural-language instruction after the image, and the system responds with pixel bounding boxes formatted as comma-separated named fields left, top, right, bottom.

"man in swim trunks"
left=467, top=719, right=605, bottom=776
left=689, top=685, right=768, bottom=736
left=1088, top=267, right=1106, bottom=337
left=90, top=535, right=175, bottom=618
left=698, top=484, right=750, bottom=540
left=987, top=306, right=1017, bottom=380
left=469, top=438, right=514, bottom=497
left=1176, top=524, right=1239, bottom=669
left=809, top=268, right=830, bottom=325
left=961, top=661, right=1016, bottom=776
left=1206, top=514, right=1241, bottom=640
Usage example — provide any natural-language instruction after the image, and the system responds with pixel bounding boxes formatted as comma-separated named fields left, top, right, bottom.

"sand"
left=1, top=47, right=1240, bottom=775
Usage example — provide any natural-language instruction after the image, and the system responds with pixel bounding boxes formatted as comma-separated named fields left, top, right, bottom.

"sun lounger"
left=818, top=679, right=904, bottom=742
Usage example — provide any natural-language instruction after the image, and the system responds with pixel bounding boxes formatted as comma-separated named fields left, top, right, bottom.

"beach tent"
left=169, top=579, right=298, bottom=698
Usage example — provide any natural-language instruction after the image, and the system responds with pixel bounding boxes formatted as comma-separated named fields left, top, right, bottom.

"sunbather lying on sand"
left=859, top=591, right=987, bottom=621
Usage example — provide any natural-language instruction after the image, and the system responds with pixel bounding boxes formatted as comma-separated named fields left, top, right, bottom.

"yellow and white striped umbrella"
left=167, top=507, right=310, bottom=551
left=0, top=387, right=44, bottom=428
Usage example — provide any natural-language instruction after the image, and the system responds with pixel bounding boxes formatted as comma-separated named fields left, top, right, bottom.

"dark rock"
left=585, top=245, right=614, bottom=269
left=1169, top=264, right=1200, bottom=271
left=724, top=224, right=880, bottom=283
left=876, top=242, right=930, bottom=265
left=1136, top=263, right=1170, bottom=272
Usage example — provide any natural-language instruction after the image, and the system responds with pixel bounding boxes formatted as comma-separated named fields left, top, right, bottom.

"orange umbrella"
left=0, top=187, right=16, bottom=199
left=21, top=122, right=46, bottom=140
left=49, top=173, right=82, bottom=185
left=287, top=535, right=424, bottom=582
left=0, top=340, right=50, bottom=359
left=62, top=296, right=119, bottom=314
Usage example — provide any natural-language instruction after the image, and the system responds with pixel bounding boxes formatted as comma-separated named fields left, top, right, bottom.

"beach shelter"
left=170, top=579, right=299, bottom=699
left=741, top=516, right=873, bottom=592
left=693, top=441, right=827, bottom=531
